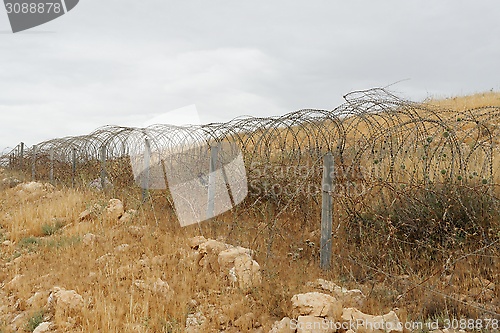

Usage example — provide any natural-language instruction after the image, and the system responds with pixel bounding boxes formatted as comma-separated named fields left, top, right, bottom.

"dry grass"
left=0, top=92, right=499, bottom=332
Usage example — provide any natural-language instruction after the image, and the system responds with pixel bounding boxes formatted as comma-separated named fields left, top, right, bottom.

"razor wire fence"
left=1, top=87, right=499, bottom=317
left=2, top=87, right=500, bottom=234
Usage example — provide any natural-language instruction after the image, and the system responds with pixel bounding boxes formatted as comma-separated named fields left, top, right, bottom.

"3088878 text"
left=5, top=2, right=62, bottom=14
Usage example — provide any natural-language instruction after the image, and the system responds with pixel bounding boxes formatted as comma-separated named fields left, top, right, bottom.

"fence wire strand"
left=2, top=88, right=499, bottom=318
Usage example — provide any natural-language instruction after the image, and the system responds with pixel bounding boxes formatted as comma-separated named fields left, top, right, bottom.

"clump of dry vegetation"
left=0, top=91, right=499, bottom=333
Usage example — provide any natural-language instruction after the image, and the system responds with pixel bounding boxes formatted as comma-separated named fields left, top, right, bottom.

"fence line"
left=1, top=88, right=499, bottom=317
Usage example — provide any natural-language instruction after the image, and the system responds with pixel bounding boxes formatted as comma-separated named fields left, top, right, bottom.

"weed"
left=19, top=236, right=41, bottom=247
left=25, top=310, right=44, bottom=332
left=41, top=221, right=64, bottom=236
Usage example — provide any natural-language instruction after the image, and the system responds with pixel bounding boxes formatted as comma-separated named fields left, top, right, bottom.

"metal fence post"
left=320, top=152, right=334, bottom=270
left=206, top=144, right=219, bottom=220
left=141, top=137, right=151, bottom=202
left=31, top=145, right=37, bottom=181
left=72, top=148, right=77, bottom=188
left=49, top=148, right=54, bottom=184
left=19, top=142, right=24, bottom=169
left=100, top=145, right=107, bottom=190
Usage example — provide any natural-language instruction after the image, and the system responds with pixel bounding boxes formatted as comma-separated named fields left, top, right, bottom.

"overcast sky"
left=1, top=0, right=500, bottom=152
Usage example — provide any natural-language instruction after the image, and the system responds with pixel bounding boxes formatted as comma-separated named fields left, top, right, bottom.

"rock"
left=198, top=239, right=230, bottom=271
left=295, top=315, right=336, bottom=333
left=341, top=308, right=402, bottom=333
left=116, top=264, right=134, bottom=279
left=14, top=182, right=54, bottom=199
left=185, top=311, right=206, bottom=332
left=139, top=255, right=166, bottom=268
left=306, top=279, right=366, bottom=308
left=119, top=209, right=137, bottom=223
left=291, top=292, right=342, bottom=320
left=78, top=209, right=93, bottom=221
left=10, top=311, right=29, bottom=332
left=88, top=177, right=113, bottom=190
left=269, top=317, right=294, bottom=333
left=78, top=203, right=103, bottom=221
left=234, top=254, right=262, bottom=291
left=234, top=312, right=255, bottom=331
left=33, top=321, right=53, bottom=333
left=48, top=287, right=84, bottom=327
left=82, top=233, right=100, bottom=246
left=128, top=225, right=147, bottom=238
left=115, top=243, right=130, bottom=252
left=133, top=278, right=174, bottom=300
left=95, top=253, right=114, bottom=265
left=26, top=291, right=48, bottom=309
left=2, top=240, right=13, bottom=247
left=473, top=277, right=495, bottom=290
left=106, top=199, right=124, bottom=220
left=188, top=236, right=208, bottom=249
left=4, top=274, right=25, bottom=293
left=198, top=239, right=229, bottom=256
left=0, top=177, right=21, bottom=189
left=218, top=246, right=254, bottom=276
left=151, top=278, right=173, bottom=299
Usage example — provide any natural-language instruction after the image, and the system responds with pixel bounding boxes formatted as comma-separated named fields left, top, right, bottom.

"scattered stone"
left=78, top=209, right=93, bottom=221
left=188, top=236, right=208, bottom=249
left=234, top=254, right=262, bottom=291
left=119, top=209, right=136, bottom=223
left=473, top=277, right=495, bottom=290
left=0, top=177, right=21, bottom=189
left=133, top=278, right=174, bottom=300
left=78, top=203, right=103, bottom=221
left=307, top=279, right=366, bottom=308
left=291, top=292, right=342, bottom=320
left=3, top=274, right=25, bottom=293
left=106, top=198, right=124, bottom=220
left=127, top=225, right=146, bottom=238
left=115, top=243, right=130, bottom=252
left=14, top=182, right=54, bottom=200
left=48, top=287, right=84, bottom=327
left=188, top=237, right=262, bottom=292
left=88, top=177, right=113, bottom=190
left=95, top=253, right=114, bottom=265
left=218, top=246, right=254, bottom=276
left=33, top=321, right=53, bottom=333
left=341, top=308, right=402, bottom=333
left=269, top=317, right=294, bottom=333
left=10, top=311, right=29, bottom=332
left=185, top=311, right=206, bottom=332
left=198, top=239, right=229, bottom=257
left=26, top=291, right=48, bottom=309
left=296, top=315, right=336, bottom=333
left=82, top=233, right=100, bottom=246
left=119, top=209, right=137, bottom=224
left=234, top=312, right=255, bottom=331
left=198, top=239, right=231, bottom=271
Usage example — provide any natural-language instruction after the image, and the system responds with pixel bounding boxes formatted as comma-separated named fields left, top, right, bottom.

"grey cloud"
left=1, top=0, right=500, bottom=150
